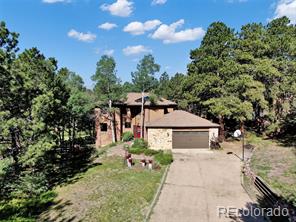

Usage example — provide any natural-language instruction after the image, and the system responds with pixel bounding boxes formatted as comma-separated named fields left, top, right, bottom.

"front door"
left=133, top=125, right=141, bottom=138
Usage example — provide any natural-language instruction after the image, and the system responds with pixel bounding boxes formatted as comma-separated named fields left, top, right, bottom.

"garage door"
left=172, top=131, right=209, bottom=149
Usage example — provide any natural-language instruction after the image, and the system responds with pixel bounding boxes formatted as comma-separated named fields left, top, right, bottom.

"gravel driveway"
left=150, top=147, right=266, bottom=222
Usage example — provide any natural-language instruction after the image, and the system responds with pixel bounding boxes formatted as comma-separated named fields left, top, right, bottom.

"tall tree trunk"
left=240, top=121, right=245, bottom=133
left=58, top=129, right=62, bottom=146
left=218, top=115, right=225, bottom=142
left=68, top=118, right=72, bottom=149
left=10, top=127, right=21, bottom=174
left=62, top=128, right=65, bottom=143
left=109, top=100, right=116, bottom=143
left=140, top=91, right=144, bottom=138
left=72, top=118, right=76, bottom=147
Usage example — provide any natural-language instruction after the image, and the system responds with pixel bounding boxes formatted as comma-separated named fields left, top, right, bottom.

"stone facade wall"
left=209, top=127, right=219, bottom=146
left=147, top=128, right=172, bottom=150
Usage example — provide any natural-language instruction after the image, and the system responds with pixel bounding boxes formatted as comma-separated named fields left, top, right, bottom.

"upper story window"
left=125, top=122, right=131, bottom=128
left=100, top=123, right=107, bottom=132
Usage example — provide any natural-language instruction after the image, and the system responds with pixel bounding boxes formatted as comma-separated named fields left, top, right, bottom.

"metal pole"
left=140, top=91, right=144, bottom=138
left=242, top=132, right=245, bottom=161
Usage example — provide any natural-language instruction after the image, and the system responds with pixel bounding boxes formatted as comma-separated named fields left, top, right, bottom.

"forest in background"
left=1, top=16, right=296, bottom=220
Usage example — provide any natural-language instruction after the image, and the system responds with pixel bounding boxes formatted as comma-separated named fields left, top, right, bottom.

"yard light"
left=148, top=160, right=153, bottom=170
left=233, top=129, right=245, bottom=161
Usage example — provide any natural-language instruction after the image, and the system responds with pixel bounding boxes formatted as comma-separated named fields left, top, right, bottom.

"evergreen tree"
left=92, top=55, right=123, bottom=142
left=131, top=54, right=160, bottom=137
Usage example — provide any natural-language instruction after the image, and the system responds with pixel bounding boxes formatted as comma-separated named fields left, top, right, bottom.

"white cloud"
left=151, top=19, right=205, bottom=44
left=123, top=20, right=162, bottom=35
left=42, top=0, right=69, bottom=3
left=152, top=0, right=167, bottom=5
left=103, top=49, right=115, bottom=56
left=100, top=0, right=133, bottom=17
left=274, top=0, right=296, bottom=24
left=68, top=29, right=96, bottom=42
left=123, top=45, right=152, bottom=56
left=98, top=22, right=118, bottom=30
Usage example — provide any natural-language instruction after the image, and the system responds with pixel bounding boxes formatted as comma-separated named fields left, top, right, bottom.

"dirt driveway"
left=150, top=145, right=266, bottom=222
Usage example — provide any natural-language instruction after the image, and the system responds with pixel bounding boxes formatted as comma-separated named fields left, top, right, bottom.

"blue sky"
left=1, top=0, right=296, bottom=88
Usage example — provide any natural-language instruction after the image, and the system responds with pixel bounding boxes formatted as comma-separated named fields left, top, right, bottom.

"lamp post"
left=241, top=132, right=245, bottom=161
left=233, top=129, right=245, bottom=161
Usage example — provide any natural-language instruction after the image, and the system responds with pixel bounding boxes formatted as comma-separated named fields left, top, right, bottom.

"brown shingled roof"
left=122, top=92, right=177, bottom=106
left=146, top=110, right=220, bottom=128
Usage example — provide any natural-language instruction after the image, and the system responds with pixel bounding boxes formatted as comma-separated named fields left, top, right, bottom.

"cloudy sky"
left=1, top=0, right=296, bottom=88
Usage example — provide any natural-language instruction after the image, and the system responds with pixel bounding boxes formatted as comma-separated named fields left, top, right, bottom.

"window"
left=125, top=122, right=131, bottom=128
left=100, top=123, right=107, bottom=132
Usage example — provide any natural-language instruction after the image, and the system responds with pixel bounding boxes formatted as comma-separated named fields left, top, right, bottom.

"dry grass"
left=248, top=133, right=296, bottom=207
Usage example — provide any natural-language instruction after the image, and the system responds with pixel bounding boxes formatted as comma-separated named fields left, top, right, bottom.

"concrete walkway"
left=150, top=147, right=266, bottom=222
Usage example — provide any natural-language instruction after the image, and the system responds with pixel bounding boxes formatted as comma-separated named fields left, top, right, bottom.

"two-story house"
left=95, top=92, right=177, bottom=147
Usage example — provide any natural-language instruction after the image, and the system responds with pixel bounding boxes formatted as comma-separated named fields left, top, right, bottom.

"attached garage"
left=172, top=131, right=209, bottom=149
left=146, top=110, right=219, bottom=150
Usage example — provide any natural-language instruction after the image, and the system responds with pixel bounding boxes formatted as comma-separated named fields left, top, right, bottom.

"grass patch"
left=39, top=156, right=164, bottom=222
left=154, top=151, right=173, bottom=165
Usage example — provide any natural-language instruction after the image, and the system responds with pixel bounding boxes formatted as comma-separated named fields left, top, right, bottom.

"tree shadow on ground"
left=256, top=194, right=292, bottom=222
left=45, top=145, right=100, bottom=188
left=0, top=191, right=58, bottom=221
left=276, top=134, right=296, bottom=148
left=228, top=202, right=266, bottom=222
left=228, top=198, right=292, bottom=222
left=38, top=199, right=81, bottom=222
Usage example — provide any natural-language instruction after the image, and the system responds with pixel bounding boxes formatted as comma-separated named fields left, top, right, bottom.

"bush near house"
left=143, top=149, right=159, bottom=156
left=122, top=131, right=134, bottom=142
left=127, top=138, right=148, bottom=154
left=127, top=138, right=173, bottom=165
left=128, top=147, right=145, bottom=155
left=154, top=151, right=173, bottom=165
left=132, top=138, right=148, bottom=149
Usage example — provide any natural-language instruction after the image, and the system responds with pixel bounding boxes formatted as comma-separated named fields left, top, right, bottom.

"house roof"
left=146, top=110, right=220, bottom=128
left=118, top=92, right=177, bottom=107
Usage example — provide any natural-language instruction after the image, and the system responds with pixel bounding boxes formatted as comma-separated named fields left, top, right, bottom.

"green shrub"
left=131, top=138, right=148, bottom=149
left=265, top=123, right=280, bottom=137
left=122, top=131, right=134, bottom=142
left=154, top=151, right=173, bottom=165
left=128, top=147, right=145, bottom=155
left=144, top=149, right=160, bottom=156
